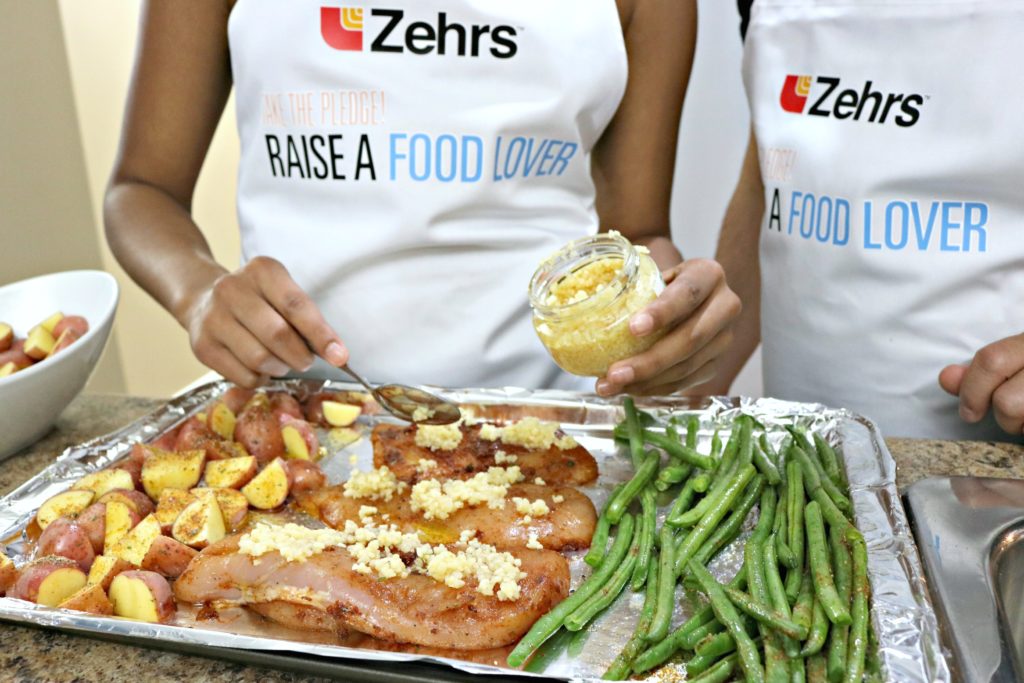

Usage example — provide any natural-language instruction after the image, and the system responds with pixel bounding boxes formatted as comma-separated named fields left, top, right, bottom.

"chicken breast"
left=296, top=483, right=597, bottom=551
left=372, top=423, right=598, bottom=486
left=174, top=535, right=570, bottom=650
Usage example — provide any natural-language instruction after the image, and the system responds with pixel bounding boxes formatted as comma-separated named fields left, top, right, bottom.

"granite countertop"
left=2, top=395, right=1022, bottom=683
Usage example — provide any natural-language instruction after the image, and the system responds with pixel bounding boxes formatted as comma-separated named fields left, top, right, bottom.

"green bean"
left=606, top=451, right=660, bottom=524
left=523, top=626, right=573, bottom=673
left=630, top=486, right=657, bottom=591
left=681, top=618, right=727, bottom=650
left=764, top=633, right=791, bottom=683
left=807, top=653, right=829, bottom=683
left=688, top=654, right=738, bottom=683
left=734, top=415, right=755, bottom=472
left=692, top=472, right=712, bottom=492
left=785, top=459, right=806, bottom=602
left=813, top=433, right=845, bottom=487
left=507, top=513, right=636, bottom=667
left=655, top=463, right=691, bottom=491
left=692, top=475, right=766, bottom=567
left=791, top=658, right=807, bottom=683
left=623, top=397, right=646, bottom=468
left=645, top=525, right=678, bottom=641
left=745, top=498, right=787, bottom=683
left=764, top=533, right=798, bottom=657
left=718, top=430, right=739, bottom=479
left=686, top=415, right=700, bottom=449
left=686, top=632, right=738, bottom=676
left=584, top=484, right=624, bottom=568
left=674, top=464, right=758, bottom=575
left=754, top=488, right=777, bottom=543
left=666, top=477, right=701, bottom=527
left=799, top=596, right=829, bottom=657
left=843, top=529, right=869, bottom=683
left=753, top=440, right=782, bottom=485
left=811, top=487, right=854, bottom=533
left=644, top=429, right=715, bottom=469
left=566, top=517, right=642, bottom=631
left=759, top=432, right=778, bottom=465
left=723, top=586, right=809, bottom=641
left=773, top=495, right=798, bottom=570
left=711, top=430, right=723, bottom=459
left=792, top=572, right=815, bottom=634
left=690, top=561, right=765, bottom=683
left=791, top=443, right=852, bottom=518
left=675, top=452, right=757, bottom=529
left=826, top=526, right=852, bottom=682
left=677, top=569, right=748, bottom=650
left=604, top=562, right=659, bottom=679
left=804, top=502, right=851, bottom=626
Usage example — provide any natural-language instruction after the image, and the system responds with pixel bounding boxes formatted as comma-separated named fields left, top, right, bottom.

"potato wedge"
left=51, top=328, right=82, bottom=355
left=10, top=556, right=86, bottom=606
left=281, top=417, right=320, bottom=460
left=52, top=314, right=88, bottom=339
left=206, top=401, right=237, bottom=440
left=38, top=311, right=64, bottom=334
left=58, top=583, right=113, bottom=616
left=23, top=325, right=55, bottom=360
left=171, top=495, right=225, bottom=549
left=73, top=469, right=135, bottom=499
left=0, top=554, right=17, bottom=595
left=36, top=517, right=95, bottom=572
left=154, top=489, right=197, bottom=533
left=0, top=361, right=17, bottom=377
left=321, top=401, right=361, bottom=427
left=141, top=449, right=205, bottom=500
left=204, top=456, right=257, bottom=489
left=240, top=458, right=291, bottom=510
left=103, top=501, right=140, bottom=556
left=98, top=489, right=155, bottom=518
left=112, top=458, right=143, bottom=490
left=87, top=555, right=133, bottom=590
left=109, top=571, right=175, bottom=623
left=285, top=460, right=327, bottom=495
left=141, top=536, right=197, bottom=579
left=190, top=487, right=248, bottom=531
left=109, top=515, right=162, bottom=566
left=35, top=489, right=95, bottom=531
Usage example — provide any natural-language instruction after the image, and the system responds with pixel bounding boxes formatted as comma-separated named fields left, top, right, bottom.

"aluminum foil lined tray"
left=0, top=380, right=949, bottom=682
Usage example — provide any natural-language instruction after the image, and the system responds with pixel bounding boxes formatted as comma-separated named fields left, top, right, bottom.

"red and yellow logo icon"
left=321, top=7, right=364, bottom=51
left=780, top=74, right=812, bottom=113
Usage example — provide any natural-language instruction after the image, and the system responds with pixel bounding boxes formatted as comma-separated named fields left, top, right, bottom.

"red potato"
left=141, top=536, right=197, bottom=579
left=154, top=489, right=197, bottom=533
left=23, top=326, right=55, bottom=361
left=203, top=456, right=257, bottom=489
left=52, top=315, right=88, bottom=339
left=35, top=517, right=95, bottom=572
left=76, top=503, right=108, bottom=554
left=171, top=496, right=225, bottom=549
left=241, top=458, right=292, bottom=510
left=109, top=515, right=162, bottom=566
left=51, top=328, right=82, bottom=355
left=0, top=322, right=12, bottom=352
left=86, top=555, right=133, bottom=590
left=58, top=583, right=113, bottom=616
left=141, top=449, right=206, bottom=500
left=222, top=387, right=255, bottom=415
left=176, top=416, right=247, bottom=462
left=98, top=489, right=154, bottom=518
left=149, top=428, right=180, bottom=452
left=112, top=458, right=143, bottom=490
left=103, top=501, right=142, bottom=556
left=0, top=554, right=17, bottom=595
left=285, top=460, right=327, bottom=495
left=9, top=556, right=87, bottom=606
left=37, top=311, right=64, bottom=334
left=280, top=415, right=320, bottom=460
left=206, top=401, right=237, bottom=440
left=35, top=489, right=95, bottom=531
left=73, top=469, right=135, bottom=499
left=109, top=570, right=175, bottom=623
left=234, top=397, right=286, bottom=465
left=303, top=391, right=362, bottom=426
left=0, top=341, right=33, bottom=371
left=267, top=391, right=303, bottom=420
left=0, top=361, right=18, bottom=378
left=191, top=488, right=249, bottom=531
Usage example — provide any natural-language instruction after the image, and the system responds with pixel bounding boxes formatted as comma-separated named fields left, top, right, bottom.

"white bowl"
left=0, top=270, right=119, bottom=459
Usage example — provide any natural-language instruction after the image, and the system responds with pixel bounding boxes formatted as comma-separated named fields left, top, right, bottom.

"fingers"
left=619, top=328, right=733, bottom=396
left=194, top=341, right=265, bottom=389
left=622, top=358, right=719, bottom=397
left=957, top=334, right=1024, bottom=422
left=992, top=369, right=1024, bottom=435
left=938, top=364, right=967, bottom=396
left=249, top=257, right=349, bottom=367
left=628, top=259, right=724, bottom=338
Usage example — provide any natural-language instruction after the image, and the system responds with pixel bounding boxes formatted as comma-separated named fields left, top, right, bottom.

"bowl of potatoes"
left=0, top=270, right=119, bottom=459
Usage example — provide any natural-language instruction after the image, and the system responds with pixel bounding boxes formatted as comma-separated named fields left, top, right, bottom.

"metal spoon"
left=339, top=364, right=461, bottom=425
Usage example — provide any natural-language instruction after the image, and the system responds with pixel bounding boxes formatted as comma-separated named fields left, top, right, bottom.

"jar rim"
left=528, top=231, right=640, bottom=321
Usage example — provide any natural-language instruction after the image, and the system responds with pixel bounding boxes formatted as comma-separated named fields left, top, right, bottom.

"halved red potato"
left=0, top=341, right=33, bottom=371
left=86, top=555, right=133, bottom=591
left=141, top=449, right=205, bottom=500
left=0, top=361, right=18, bottom=377
left=280, top=416, right=320, bottom=460
left=0, top=322, right=12, bottom=353
left=109, top=515, right=162, bottom=566
left=204, top=456, right=257, bottom=489
left=35, top=517, right=95, bottom=572
left=171, top=496, right=225, bottom=549
left=149, top=429, right=180, bottom=452
left=23, top=326, right=55, bottom=361
left=98, top=489, right=154, bottom=518
left=176, top=416, right=247, bottom=461
left=58, top=583, right=113, bottom=616
left=222, top=387, right=255, bottom=415
left=303, top=391, right=367, bottom=426
left=206, top=402, right=237, bottom=440
left=72, top=469, right=135, bottom=499
left=112, top=458, right=143, bottom=490
left=76, top=502, right=108, bottom=554
left=10, top=556, right=87, bottom=606
left=241, top=458, right=291, bottom=510
left=103, top=501, right=141, bottom=556
left=0, top=554, right=17, bottom=595
left=154, top=489, right=196, bottom=533
left=51, top=328, right=82, bottom=355
left=234, top=394, right=285, bottom=464
left=35, top=489, right=95, bottom=531
left=37, top=311, right=65, bottom=334
left=190, top=488, right=248, bottom=531
left=140, top=536, right=197, bottom=579
left=285, top=460, right=327, bottom=495
left=52, top=315, right=88, bottom=339
left=109, top=570, right=175, bottom=623
left=268, top=391, right=303, bottom=420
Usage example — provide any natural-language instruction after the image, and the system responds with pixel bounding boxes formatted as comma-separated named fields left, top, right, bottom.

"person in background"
left=104, top=0, right=739, bottom=396
left=705, top=0, right=1024, bottom=439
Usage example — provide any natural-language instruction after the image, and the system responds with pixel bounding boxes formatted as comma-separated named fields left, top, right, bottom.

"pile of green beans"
left=507, top=400, right=874, bottom=683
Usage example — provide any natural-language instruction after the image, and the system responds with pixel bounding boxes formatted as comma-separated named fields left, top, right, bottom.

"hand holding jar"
left=529, top=232, right=740, bottom=396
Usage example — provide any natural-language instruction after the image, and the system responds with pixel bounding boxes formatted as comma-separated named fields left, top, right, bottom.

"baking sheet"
left=0, top=380, right=949, bottom=681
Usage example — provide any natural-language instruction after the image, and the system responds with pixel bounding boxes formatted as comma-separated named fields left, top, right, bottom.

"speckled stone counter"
left=1, top=395, right=1022, bottom=682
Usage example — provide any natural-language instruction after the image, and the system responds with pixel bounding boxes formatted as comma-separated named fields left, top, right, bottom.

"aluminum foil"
left=0, top=380, right=949, bottom=682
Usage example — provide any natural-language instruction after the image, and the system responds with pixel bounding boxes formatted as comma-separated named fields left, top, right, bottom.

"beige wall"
left=58, top=0, right=241, bottom=397
left=0, top=0, right=125, bottom=393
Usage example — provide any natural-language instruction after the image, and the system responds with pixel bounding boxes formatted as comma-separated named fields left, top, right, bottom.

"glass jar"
left=528, top=231, right=666, bottom=377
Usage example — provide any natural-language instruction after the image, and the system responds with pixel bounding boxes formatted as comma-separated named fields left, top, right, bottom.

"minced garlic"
left=411, top=405, right=436, bottom=423
left=478, top=417, right=577, bottom=451
left=512, top=497, right=550, bottom=518
left=415, top=538, right=526, bottom=601
left=410, top=466, right=524, bottom=520
left=545, top=257, right=624, bottom=307
left=415, top=458, right=438, bottom=475
left=552, top=494, right=565, bottom=504
left=344, top=466, right=404, bottom=501
left=534, top=477, right=546, bottom=485
left=415, top=422, right=463, bottom=451
left=526, top=533, right=543, bottom=550
left=493, top=449, right=517, bottom=465
left=358, top=505, right=378, bottom=519
left=238, top=523, right=349, bottom=563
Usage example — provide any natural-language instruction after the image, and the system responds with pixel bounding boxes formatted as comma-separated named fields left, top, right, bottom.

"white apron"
left=227, top=0, right=626, bottom=389
left=744, top=0, right=1024, bottom=439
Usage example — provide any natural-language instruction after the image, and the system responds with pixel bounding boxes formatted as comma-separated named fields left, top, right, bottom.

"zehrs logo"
left=780, top=74, right=925, bottom=128
left=321, top=6, right=518, bottom=58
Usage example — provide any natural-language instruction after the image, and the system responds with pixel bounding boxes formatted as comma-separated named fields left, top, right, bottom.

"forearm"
left=104, top=180, right=226, bottom=326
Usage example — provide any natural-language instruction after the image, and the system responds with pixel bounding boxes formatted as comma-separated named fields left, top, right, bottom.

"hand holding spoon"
left=339, top=364, right=461, bottom=425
